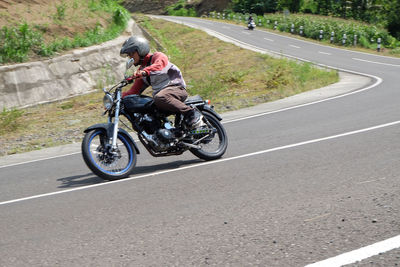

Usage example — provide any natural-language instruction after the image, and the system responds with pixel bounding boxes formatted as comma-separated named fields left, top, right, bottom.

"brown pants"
left=153, top=86, right=192, bottom=114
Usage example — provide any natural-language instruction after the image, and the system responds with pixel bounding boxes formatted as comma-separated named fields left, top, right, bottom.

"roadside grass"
left=0, top=15, right=338, bottom=156
left=0, top=91, right=104, bottom=155
left=135, top=15, right=338, bottom=111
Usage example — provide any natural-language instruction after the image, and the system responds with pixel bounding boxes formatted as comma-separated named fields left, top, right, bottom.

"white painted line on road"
left=222, top=26, right=230, bottom=29
left=357, top=177, right=386, bottom=184
left=305, top=235, right=400, bottom=267
left=264, top=37, right=274, bottom=42
left=242, top=31, right=251, bottom=35
left=199, top=21, right=212, bottom=25
left=353, top=57, right=400, bottom=67
left=2, top=119, right=400, bottom=207
left=318, top=51, right=331, bottom=55
left=0, top=152, right=80, bottom=169
left=290, top=44, right=301, bottom=49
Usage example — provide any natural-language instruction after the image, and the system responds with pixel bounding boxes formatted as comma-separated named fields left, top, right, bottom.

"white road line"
left=199, top=21, right=212, bottom=25
left=318, top=51, right=331, bottom=55
left=353, top=57, right=400, bottom=67
left=1, top=119, right=400, bottom=206
left=290, top=44, right=301, bottom=48
left=264, top=37, right=274, bottom=42
left=222, top=26, right=230, bottom=29
left=0, top=152, right=80, bottom=169
left=242, top=31, right=251, bottom=35
left=305, top=235, right=400, bottom=266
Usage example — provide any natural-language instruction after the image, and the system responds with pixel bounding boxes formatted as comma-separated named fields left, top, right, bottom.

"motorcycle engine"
left=156, top=129, right=175, bottom=142
left=141, top=128, right=175, bottom=152
left=138, top=114, right=176, bottom=152
left=141, top=114, right=159, bottom=134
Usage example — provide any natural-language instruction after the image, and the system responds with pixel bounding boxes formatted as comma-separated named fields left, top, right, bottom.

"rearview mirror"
left=126, top=58, right=135, bottom=71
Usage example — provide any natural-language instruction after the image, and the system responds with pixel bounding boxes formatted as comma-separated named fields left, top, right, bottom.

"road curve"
left=1, top=16, right=400, bottom=266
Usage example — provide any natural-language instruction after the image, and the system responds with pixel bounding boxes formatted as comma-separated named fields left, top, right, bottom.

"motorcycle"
left=81, top=59, right=228, bottom=180
left=248, top=20, right=256, bottom=30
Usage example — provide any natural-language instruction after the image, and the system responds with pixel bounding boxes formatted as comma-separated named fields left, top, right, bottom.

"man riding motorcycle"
left=248, top=15, right=256, bottom=30
left=119, top=36, right=202, bottom=128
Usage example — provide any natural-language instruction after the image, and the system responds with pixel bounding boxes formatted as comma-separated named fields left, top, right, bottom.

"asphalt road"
left=1, top=16, right=400, bottom=266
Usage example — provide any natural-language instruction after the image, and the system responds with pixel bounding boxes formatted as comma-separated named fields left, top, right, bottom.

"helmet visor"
left=120, top=52, right=129, bottom=58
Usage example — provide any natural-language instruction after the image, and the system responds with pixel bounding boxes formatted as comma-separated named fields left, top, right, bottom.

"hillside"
left=122, top=0, right=230, bottom=15
left=0, top=0, right=111, bottom=42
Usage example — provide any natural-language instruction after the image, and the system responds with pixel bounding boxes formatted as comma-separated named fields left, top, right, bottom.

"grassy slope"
left=137, top=15, right=338, bottom=111
left=0, top=15, right=338, bottom=156
left=0, top=0, right=129, bottom=64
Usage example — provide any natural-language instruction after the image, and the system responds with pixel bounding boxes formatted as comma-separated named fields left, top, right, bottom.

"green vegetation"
left=213, top=12, right=399, bottom=50
left=230, top=0, right=400, bottom=40
left=0, top=108, right=24, bottom=135
left=167, top=0, right=399, bottom=52
left=166, top=0, right=197, bottom=17
left=0, top=0, right=130, bottom=64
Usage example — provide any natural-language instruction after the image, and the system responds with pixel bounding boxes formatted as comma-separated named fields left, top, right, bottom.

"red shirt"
left=122, top=52, right=185, bottom=97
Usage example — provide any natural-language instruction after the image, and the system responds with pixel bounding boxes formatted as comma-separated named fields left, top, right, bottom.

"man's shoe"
left=184, top=109, right=203, bottom=128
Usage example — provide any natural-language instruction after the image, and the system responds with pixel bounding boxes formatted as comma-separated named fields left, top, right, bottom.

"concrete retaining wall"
left=0, top=19, right=143, bottom=110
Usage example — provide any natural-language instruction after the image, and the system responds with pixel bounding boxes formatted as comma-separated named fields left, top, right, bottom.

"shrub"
left=0, top=108, right=24, bottom=135
left=0, top=23, right=43, bottom=63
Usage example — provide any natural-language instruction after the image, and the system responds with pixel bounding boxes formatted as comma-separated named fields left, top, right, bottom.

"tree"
left=277, top=0, right=302, bottom=12
left=316, top=0, right=333, bottom=15
left=387, top=0, right=400, bottom=39
left=232, top=0, right=278, bottom=14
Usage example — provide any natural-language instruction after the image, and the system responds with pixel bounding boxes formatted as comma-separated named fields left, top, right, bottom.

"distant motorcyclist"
left=120, top=36, right=202, bottom=128
left=248, top=15, right=256, bottom=30
left=248, top=16, right=254, bottom=24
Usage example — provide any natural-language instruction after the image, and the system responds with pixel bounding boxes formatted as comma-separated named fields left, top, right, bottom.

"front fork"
left=110, top=90, right=121, bottom=149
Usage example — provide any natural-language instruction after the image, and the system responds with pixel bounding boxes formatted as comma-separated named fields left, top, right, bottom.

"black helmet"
left=120, top=36, right=150, bottom=57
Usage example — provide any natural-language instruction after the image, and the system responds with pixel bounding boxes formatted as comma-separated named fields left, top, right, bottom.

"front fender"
left=83, top=123, right=140, bottom=154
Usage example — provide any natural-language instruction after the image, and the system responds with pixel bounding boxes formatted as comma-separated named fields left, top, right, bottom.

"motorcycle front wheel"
left=189, top=112, right=228, bottom=160
left=82, top=130, right=137, bottom=180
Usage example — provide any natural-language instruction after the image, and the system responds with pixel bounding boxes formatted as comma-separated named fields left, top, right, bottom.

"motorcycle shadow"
left=130, top=159, right=202, bottom=176
left=57, top=159, right=202, bottom=188
left=57, top=172, right=103, bottom=188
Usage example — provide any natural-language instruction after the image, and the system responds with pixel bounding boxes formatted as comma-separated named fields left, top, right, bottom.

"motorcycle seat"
left=185, top=95, right=203, bottom=105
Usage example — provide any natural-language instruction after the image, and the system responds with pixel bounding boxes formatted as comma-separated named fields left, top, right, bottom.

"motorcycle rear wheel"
left=82, top=129, right=137, bottom=180
left=189, top=112, right=228, bottom=160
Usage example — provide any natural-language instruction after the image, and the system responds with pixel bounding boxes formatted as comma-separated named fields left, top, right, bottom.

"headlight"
left=103, top=93, right=113, bottom=110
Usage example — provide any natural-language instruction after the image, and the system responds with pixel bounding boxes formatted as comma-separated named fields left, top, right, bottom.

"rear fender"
left=84, top=123, right=140, bottom=154
left=200, top=105, right=222, bottom=121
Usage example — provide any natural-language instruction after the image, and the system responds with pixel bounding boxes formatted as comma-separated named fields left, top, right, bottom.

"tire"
left=82, top=129, right=137, bottom=180
left=189, top=112, right=228, bottom=160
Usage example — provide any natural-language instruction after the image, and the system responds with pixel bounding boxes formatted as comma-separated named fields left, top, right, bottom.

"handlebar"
left=102, top=73, right=148, bottom=93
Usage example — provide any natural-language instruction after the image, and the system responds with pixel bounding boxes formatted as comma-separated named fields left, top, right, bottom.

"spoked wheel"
left=82, top=130, right=137, bottom=180
left=189, top=112, right=228, bottom=160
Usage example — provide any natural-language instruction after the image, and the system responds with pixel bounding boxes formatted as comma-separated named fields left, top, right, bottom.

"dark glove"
left=125, top=76, right=134, bottom=84
left=135, top=70, right=148, bottom=79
